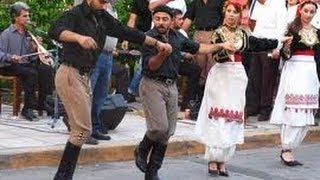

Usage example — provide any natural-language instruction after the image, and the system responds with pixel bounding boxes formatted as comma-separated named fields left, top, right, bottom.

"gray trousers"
left=139, top=77, right=179, bottom=144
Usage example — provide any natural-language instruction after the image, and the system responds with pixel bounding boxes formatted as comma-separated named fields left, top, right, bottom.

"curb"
left=0, top=127, right=319, bottom=170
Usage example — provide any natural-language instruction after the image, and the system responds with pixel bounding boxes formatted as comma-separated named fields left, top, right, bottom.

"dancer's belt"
left=151, top=76, right=175, bottom=85
left=62, top=61, right=91, bottom=75
left=234, top=53, right=242, bottom=62
left=292, top=49, right=314, bottom=56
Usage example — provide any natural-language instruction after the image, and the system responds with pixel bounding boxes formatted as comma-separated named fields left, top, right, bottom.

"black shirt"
left=184, top=0, right=225, bottom=29
left=131, top=0, right=152, bottom=32
left=142, top=28, right=200, bottom=80
left=49, top=1, right=146, bottom=68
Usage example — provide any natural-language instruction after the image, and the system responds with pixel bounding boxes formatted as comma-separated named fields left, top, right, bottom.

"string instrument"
left=0, top=50, right=55, bottom=68
left=28, top=31, right=55, bottom=67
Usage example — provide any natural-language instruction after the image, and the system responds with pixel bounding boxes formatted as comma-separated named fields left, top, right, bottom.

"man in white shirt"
left=246, top=0, right=287, bottom=121
left=287, top=0, right=309, bottom=24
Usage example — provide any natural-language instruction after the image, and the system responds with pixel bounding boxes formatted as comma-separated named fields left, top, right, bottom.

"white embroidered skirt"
left=195, top=62, right=248, bottom=148
left=270, top=55, right=319, bottom=126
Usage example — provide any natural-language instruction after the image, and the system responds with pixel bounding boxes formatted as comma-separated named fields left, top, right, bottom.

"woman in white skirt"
left=270, top=0, right=319, bottom=167
left=195, top=0, right=291, bottom=177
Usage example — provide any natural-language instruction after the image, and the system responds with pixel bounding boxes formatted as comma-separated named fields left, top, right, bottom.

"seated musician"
left=0, top=1, right=53, bottom=121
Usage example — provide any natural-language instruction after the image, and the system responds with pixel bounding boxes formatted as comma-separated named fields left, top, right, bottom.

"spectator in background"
left=121, top=0, right=152, bottom=102
left=0, top=1, right=53, bottom=121
left=182, top=0, right=225, bottom=88
left=287, top=0, right=299, bottom=8
left=240, top=0, right=252, bottom=28
left=171, top=8, right=201, bottom=111
left=111, top=59, right=131, bottom=99
left=89, top=1, right=118, bottom=145
left=240, top=0, right=254, bottom=76
left=287, top=0, right=304, bottom=24
left=245, top=0, right=287, bottom=121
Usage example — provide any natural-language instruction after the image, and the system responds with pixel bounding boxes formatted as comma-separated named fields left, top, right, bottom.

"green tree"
left=0, top=0, right=74, bottom=31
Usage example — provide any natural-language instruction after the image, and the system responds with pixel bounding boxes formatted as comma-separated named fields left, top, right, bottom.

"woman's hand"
left=281, top=36, right=293, bottom=49
left=222, top=42, right=236, bottom=54
left=281, top=36, right=293, bottom=44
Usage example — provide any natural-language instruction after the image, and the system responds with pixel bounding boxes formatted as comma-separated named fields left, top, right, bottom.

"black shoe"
left=42, top=103, right=54, bottom=116
left=100, top=128, right=109, bottom=134
left=21, top=110, right=33, bottom=121
left=145, top=141, right=167, bottom=180
left=280, top=150, right=303, bottom=167
left=135, top=135, right=154, bottom=173
left=125, top=93, right=136, bottom=103
left=217, top=163, right=229, bottom=177
left=92, top=131, right=111, bottom=140
left=28, top=109, right=37, bottom=119
left=219, top=169, right=229, bottom=177
left=280, top=157, right=303, bottom=166
left=21, top=109, right=38, bottom=121
left=85, top=136, right=99, bottom=145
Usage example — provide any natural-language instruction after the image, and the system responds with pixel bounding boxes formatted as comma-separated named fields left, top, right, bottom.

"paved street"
left=0, top=143, right=319, bottom=180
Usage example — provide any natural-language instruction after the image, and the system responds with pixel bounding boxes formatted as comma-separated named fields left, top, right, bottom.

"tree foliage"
left=0, top=0, right=74, bottom=32
left=0, top=0, right=135, bottom=32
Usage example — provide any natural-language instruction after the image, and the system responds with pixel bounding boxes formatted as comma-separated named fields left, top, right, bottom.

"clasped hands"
left=156, top=41, right=172, bottom=56
left=220, top=36, right=294, bottom=60
left=271, top=36, right=293, bottom=59
left=281, top=36, right=293, bottom=51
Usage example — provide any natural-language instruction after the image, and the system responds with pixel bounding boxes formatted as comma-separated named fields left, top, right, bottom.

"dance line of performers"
left=1, top=0, right=319, bottom=180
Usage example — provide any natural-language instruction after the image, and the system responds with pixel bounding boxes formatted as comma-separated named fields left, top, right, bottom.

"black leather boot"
left=145, top=142, right=167, bottom=180
left=53, top=141, right=81, bottom=180
left=135, top=135, right=154, bottom=172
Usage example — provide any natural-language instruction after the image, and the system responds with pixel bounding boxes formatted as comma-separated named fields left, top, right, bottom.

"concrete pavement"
left=0, top=103, right=320, bottom=170
left=1, top=143, right=319, bottom=180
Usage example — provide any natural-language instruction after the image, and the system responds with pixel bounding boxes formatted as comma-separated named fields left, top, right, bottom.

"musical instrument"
left=0, top=49, right=55, bottom=68
left=28, top=31, right=55, bottom=67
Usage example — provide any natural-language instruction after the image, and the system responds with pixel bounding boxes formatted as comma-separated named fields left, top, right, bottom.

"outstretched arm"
left=248, top=36, right=278, bottom=52
left=248, top=36, right=292, bottom=52
left=198, top=42, right=235, bottom=55
left=121, top=13, right=138, bottom=50
left=149, top=0, right=174, bottom=10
